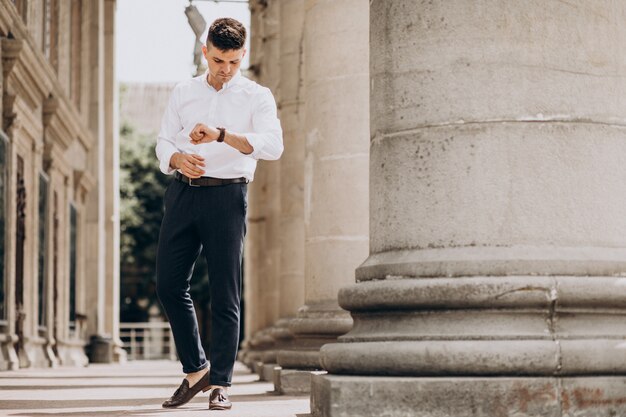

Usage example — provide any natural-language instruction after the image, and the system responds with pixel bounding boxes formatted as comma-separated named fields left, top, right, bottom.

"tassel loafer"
left=162, top=371, right=210, bottom=408
left=209, top=387, right=232, bottom=411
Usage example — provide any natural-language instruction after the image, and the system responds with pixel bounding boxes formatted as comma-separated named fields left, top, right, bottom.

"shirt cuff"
left=159, top=149, right=178, bottom=175
left=243, top=133, right=265, bottom=160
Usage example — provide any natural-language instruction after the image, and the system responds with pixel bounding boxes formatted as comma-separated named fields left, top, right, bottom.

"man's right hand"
left=170, top=152, right=206, bottom=178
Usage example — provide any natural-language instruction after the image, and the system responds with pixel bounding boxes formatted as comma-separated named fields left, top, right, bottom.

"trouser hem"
left=183, top=362, right=209, bottom=374
left=209, top=380, right=232, bottom=387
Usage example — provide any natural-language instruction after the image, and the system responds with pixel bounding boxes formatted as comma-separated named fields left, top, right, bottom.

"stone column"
left=250, top=0, right=309, bottom=386
left=103, top=0, right=124, bottom=363
left=84, top=0, right=111, bottom=362
left=276, top=0, right=369, bottom=394
left=256, top=0, right=282, bottom=377
left=25, top=139, right=47, bottom=369
left=271, top=0, right=306, bottom=386
left=241, top=0, right=270, bottom=368
left=312, top=1, right=626, bottom=416
left=240, top=0, right=263, bottom=370
left=277, top=0, right=305, bottom=327
left=240, top=0, right=283, bottom=377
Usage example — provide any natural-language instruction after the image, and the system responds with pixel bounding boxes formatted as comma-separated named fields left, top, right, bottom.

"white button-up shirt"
left=155, top=71, right=283, bottom=181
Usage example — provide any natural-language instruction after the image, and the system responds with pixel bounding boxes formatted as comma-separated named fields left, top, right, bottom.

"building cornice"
left=1, top=38, right=52, bottom=109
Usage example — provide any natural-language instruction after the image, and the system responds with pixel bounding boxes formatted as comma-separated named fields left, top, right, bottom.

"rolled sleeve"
left=158, top=147, right=178, bottom=175
left=242, top=88, right=284, bottom=161
left=155, top=86, right=182, bottom=175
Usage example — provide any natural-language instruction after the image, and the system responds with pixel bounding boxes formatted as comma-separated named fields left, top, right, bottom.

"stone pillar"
left=271, top=0, right=306, bottom=388
left=103, top=0, right=124, bottom=363
left=238, top=2, right=263, bottom=368
left=241, top=0, right=270, bottom=368
left=276, top=0, right=369, bottom=394
left=84, top=0, right=112, bottom=362
left=277, top=0, right=305, bottom=326
left=256, top=0, right=282, bottom=378
left=240, top=0, right=283, bottom=377
left=248, top=0, right=309, bottom=386
left=28, top=141, right=52, bottom=369
left=312, top=1, right=626, bottom=416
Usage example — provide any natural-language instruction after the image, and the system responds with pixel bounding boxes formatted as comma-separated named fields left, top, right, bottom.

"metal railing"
left=119, top=321, right=177, bottom=361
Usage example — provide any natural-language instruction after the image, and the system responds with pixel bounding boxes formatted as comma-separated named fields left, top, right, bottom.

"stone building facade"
left=242, top=1, right=626, bottom=415
left=0, top=0, right=123, bottom=370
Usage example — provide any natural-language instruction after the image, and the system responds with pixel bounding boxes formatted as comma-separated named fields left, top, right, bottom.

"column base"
left=311, top=374, right=626, bottom=417
left=244, top=328, right=278, bottom=375
left=23, top=336, right=51, bottom=368
left=113, top=337, right=128, bottom=364
left=253, top=360, right=265, bottom=376
left=275, top=367, right=325, bottom=395
left=260, top=349, right=278, bottom=365
left=44, top=340, right=60, bottom=368
left=261, top=363, right=279, bottom=385
left=243, top=350, right=263, bottom=371
left=0, top=334, right=19, bottom=370
left=57, top=339, right=89, bottom=367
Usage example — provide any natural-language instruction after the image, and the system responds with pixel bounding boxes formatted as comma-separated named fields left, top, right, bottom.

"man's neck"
left=207, top=73, right=224, bottom=91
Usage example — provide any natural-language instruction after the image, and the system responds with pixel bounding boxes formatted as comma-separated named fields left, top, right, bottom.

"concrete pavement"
left=0, top=360, right=310, bottom=417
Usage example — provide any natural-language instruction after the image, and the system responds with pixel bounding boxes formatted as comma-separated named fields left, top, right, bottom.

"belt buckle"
left=188, top=176, right=201, bottom=187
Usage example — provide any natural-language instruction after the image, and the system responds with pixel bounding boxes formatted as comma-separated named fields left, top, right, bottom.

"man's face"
left=202, top=43, right=246, bottom=83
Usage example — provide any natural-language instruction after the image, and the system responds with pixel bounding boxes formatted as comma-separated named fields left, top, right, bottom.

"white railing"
left=119, top=321, right=177, bottom=361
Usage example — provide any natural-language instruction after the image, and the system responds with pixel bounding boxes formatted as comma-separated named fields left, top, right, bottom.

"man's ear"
left=202, top=44, right=208, bottom=59
left=241, top=48, right=247, bottom=60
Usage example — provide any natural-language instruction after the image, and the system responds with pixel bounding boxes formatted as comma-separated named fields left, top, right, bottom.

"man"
left=154, top=17, right=283, bottom=411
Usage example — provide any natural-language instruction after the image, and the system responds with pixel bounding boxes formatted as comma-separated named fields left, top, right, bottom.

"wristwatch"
left=216, top=127, right=226, bottom=142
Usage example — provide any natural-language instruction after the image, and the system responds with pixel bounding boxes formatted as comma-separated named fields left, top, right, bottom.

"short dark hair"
left=206, top=18, right=246, bottom=51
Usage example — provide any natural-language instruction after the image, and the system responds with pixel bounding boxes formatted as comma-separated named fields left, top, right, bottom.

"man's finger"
left=185, top=169, right=203, bottom=178
left=184, top=161, right=204, bottom=175
left=185, top=159, right=197, bottom=170
left=190, top=163, right=204, bottom=171
left=190, top=154, right=206, bottom=165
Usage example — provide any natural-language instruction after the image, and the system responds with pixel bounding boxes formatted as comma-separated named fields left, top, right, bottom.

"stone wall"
left=0, top=0, right=122, bottom=369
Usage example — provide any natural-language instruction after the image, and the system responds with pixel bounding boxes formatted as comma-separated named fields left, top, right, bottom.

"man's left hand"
left=190, top=123, right=219, bottom=144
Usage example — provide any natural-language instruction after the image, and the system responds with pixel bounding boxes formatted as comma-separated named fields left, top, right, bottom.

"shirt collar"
left=204, top=70, right=242, bottom=91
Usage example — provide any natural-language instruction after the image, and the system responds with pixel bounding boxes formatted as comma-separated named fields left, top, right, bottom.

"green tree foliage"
left=119, top=122, right=209, bottom=325
left=119, top=122, right=169, bottom=271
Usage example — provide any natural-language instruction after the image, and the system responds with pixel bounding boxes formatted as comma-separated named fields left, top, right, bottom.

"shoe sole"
left=209, top=405, right=232, bottom=411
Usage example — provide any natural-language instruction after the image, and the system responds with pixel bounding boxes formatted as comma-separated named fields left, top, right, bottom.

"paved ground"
left=0, top=360, right=310, bottom=417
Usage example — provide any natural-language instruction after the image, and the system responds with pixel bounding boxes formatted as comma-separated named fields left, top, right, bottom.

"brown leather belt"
left=174, top=171, right=249, bottom=187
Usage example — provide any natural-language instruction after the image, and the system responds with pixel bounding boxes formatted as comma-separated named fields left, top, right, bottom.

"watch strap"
left=217, top=127, right=226, bottom=142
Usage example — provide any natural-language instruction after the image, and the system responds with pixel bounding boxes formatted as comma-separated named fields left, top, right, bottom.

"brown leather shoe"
left=209, top=387, right=232, bottom=410
left=162, top=371, right=210, bottom=408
